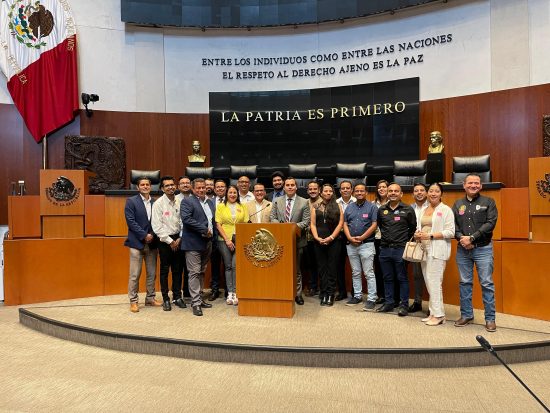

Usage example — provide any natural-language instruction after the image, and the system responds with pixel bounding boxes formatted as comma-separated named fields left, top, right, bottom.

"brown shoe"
left=130, top=303, right=139, bottom=313
left=454, top=317, right=474, bottom=327
left=145, top=299, right=162, bottom=307
left=485, top=321, right=497, bottom=332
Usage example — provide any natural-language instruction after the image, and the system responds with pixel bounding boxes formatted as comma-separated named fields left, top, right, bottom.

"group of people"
left=124, top=171, right=498, bottom=332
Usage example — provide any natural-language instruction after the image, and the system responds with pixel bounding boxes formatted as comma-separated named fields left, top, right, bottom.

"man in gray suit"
left=270, top=177, right=310, bottom=305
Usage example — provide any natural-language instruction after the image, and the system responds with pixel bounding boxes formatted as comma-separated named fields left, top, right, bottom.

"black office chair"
left=392, top=160, right=427, bottom=185
left=229, top=165, right=258, bottom=186
left=185, top=166, right=214, bottom=181
left=130, top=169, right=161, bottom=191
left=288, top=163, right=318, bottom=188
left=335, top=162, right=367, bottom=186
left=452, top=155, right=491, bottom=183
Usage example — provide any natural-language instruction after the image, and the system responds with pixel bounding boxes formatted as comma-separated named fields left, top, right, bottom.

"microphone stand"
left=476, top=335, right=550, bottom=412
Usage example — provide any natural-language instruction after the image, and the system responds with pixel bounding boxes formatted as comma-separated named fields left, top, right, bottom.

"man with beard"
left=152, top=176, right=186, bottom=311
left=176, top=176, right=192, bottom=201
left=267, top=171, right=285, bottom=201
left=205, top=178, right=215, bottom=200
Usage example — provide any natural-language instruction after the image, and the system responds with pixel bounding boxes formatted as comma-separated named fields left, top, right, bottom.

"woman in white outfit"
left=414, top=183, right=455, bottom=326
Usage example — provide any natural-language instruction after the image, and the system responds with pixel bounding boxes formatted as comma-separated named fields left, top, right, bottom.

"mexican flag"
left=0, top=0, right=78, bottom=143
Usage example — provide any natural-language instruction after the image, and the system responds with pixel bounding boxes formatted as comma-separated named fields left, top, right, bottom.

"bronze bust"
left=428, top=131, right=444, bottom=154
left=188, top=140, right=206, bottom=163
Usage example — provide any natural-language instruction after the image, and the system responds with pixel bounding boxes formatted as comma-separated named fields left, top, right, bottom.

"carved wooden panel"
left=543, top=115, right=550, bottom=157
left=64, top=135, right=126, bottom=193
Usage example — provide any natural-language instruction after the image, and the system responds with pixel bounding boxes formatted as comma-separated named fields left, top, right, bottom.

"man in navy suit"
left=180, top=178, right=216, bottom=316
left=124, top=177, right=161, bottom=313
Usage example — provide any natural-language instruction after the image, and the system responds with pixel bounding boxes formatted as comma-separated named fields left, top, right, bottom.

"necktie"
left=285, top=198, right=292, bottom=222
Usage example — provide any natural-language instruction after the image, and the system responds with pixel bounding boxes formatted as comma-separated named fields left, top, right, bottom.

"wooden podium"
left=235, top=223, right=296, bottom=318
left=39, top=169, right=92, bottom=238
left=529, top=157, right=550, bottom=241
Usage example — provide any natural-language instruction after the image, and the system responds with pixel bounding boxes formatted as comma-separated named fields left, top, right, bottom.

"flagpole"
left=42, top=135, right=48, bottom=169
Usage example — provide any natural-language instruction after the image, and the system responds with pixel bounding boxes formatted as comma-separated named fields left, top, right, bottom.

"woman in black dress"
left=310, top=184, right=344, bottom=306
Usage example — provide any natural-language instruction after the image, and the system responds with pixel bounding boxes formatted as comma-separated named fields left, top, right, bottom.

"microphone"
left=476, top=335, right=549, bottom=412
left=475, top=335, right=494, bottom=354
left=248, top=202, right=271, bottom=222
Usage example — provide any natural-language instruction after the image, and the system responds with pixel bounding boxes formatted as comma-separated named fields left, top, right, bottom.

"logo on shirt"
left=383, top=210, right=389, bottom=215
left=244, top=228, right=284, bottom=268
left=458, top=205, right=466, bottom=215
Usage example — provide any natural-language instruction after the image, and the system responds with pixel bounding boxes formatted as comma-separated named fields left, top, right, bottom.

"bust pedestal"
left=426, top=153, right=445, bottom=184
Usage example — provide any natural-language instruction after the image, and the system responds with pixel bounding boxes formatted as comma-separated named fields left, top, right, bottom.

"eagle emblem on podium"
left=536, top=174, right=550, bottom=200
left=244, top=228, right=283, bottom=268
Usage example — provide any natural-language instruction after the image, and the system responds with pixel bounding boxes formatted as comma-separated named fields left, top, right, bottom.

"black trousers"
left=209, top=242, right=226, bottom=293
left=314, top=240, right=341, bottom=296
left=158, top=241, right=184, bottom=301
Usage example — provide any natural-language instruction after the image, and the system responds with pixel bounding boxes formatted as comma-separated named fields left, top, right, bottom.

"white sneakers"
left=226, top=292, right=238, bottom=306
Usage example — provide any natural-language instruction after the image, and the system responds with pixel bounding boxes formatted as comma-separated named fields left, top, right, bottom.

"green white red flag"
left=0, top=0, right=78, bottom=143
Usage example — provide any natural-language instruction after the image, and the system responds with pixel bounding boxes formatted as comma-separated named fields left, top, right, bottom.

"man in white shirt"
left=152, top=176, right=186, bottom=311
left=409, top=183, right=428, bottom=313
left=237, top=175, right=254, bottom=203
left=176, top=176, right=192, bottom=202
left=335, top=180, right=356, bottom=300
left=246, top=183, right=272, bottom=223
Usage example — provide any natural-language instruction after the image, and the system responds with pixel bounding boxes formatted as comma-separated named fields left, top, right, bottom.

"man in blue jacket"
left=124, top=177, right=161, bottom=313
left=180, top=178, right=217, bottom=316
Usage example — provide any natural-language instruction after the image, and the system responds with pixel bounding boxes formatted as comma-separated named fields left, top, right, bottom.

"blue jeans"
left=456, top=243, right=495, bottom=321
left=346, top=242, right=376, bottom=302
left=379, top=247, right=409, bottom=307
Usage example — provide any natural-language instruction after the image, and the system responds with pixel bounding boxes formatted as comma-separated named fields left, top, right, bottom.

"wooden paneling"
left=42, top=216, right=84, bottom=239
left=501, top=188, right=529, bottom=239
left=105, top=196, right=129, bottom=236
left=501, top=242, right=550, bottom=321
left=531, top=216, right=550, bottom=241
left=7, top=196, right=41, bottom=239
left=4, top=238, right=105, bottom=305
left=85, top=195, right=105, bottom=235
left=80, top=111, right=210, bottom=186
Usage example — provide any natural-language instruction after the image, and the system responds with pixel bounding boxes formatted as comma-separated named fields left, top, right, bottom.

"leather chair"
left=229, top=165, right=258, bottom=186
left=185, top=166, right=214, bottom=181
left=288, top=163, right=318, bottom=188
left=130, top=169, right=161, bottom=191
left=452, top=155, right=491, bottom=183
left=392, top=160, right=427, bottom=185
left=335, top=162, right=367, bottom=186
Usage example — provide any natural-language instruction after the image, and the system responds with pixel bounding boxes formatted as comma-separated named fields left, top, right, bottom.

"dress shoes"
left=295, top=295, right=304, bottom=305
left=485, top=320, right=497, bottom=332
left=408, top=301, right=422, bottom=313
left=208, top=290, right=220, bottom=301
left=426, top=316, right=446, bottom=326
left=200, top=301, right=213, bottom=309
left=397, top=305, right=408, bottom=317
left=326, top=295, right=334, bottom=307
left=320, top=295, right=328, bottom=306
left=173, top=298, right=187, bottom=309
left=162, top=300, right=172, bottom=311
left=192, top=305, right=203, bottom=316
left=454, top=317, right=474, bottom=327
left=334, top=292, right=347, bottom=301
left=130, top=303, right=139, bottom=313
left=376, top=304, right=394, bottom=313
left=145, top=299, right=162, bottom=307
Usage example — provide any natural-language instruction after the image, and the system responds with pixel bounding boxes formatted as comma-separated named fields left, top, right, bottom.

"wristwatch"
left=469, top=235, right=475, bottom=242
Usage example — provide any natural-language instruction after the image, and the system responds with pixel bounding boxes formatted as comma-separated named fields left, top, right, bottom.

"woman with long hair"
left=372, top=179, right=389, bottom=304
left=215, top=185, right=249, bottom=305
left=414, top=183, right=455, bottom=325
left=310, top=184, right=344, bottom=306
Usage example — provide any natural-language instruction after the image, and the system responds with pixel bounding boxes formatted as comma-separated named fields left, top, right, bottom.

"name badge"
left=394, top=216, right=401, bottom=221
left=164, top=211, right=171, bottom=216
left=362, top=213, right=369, bottom=218
left=437, top=211, right=442, bottom=217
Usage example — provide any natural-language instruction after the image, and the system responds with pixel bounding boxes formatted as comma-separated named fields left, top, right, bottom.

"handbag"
left=402, top=236, right=426, bottom=262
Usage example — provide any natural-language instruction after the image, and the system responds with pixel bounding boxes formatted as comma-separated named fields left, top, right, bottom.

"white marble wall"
left=0, top=0, right=549, bottom=112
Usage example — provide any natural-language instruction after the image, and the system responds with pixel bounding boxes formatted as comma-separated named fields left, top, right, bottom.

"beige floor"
left=2, top=298, right=550, bottom=412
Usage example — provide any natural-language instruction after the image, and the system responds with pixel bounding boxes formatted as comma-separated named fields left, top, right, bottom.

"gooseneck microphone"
left=476, top=335, right=549, bottom=412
